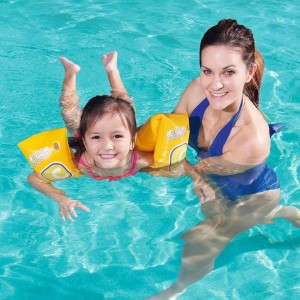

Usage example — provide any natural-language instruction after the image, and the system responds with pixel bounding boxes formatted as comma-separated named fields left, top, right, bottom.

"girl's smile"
left=83, top=113, right=134, bottom=172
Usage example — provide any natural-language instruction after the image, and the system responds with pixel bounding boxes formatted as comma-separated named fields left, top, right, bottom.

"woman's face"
left=199, top=45, right=256, bottom=110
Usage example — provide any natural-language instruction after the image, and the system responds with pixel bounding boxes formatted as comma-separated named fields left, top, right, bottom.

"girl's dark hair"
left=79, top=95, right=136, bottom=147
left=200, top=19, right=264, bottom=106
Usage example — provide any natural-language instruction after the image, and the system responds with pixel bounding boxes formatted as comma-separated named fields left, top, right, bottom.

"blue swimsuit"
left=189, top=98, right=284, bottom=201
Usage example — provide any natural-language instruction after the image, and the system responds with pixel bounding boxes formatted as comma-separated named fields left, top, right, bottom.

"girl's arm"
left=102, top=51, right=134, bottom=107
left=27, top=172, right=90, bottom=222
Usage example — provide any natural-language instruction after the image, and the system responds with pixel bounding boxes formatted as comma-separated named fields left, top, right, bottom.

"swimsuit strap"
left=78, top=148, right=138, bottom=181
left=209, top=98, right=244, bottom=156
left=189, top=98, right=209, bottom=150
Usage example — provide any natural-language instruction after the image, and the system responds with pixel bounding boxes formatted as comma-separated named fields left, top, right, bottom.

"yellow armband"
left=18, top=128, right=81, bottom=181
left=136, top=113, right=189, bottom=168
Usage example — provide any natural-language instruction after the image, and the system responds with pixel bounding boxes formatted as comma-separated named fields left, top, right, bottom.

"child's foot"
left=102, top=51, right=117, bottom=73
left=59, top=56, right=80, bottom=74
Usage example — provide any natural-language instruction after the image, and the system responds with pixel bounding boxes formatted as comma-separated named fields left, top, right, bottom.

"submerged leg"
left=146, top=214, right=258, bottom=300
left=267, top=205, right=300, bottom=227
left=147, top=191, right=281, bottom=299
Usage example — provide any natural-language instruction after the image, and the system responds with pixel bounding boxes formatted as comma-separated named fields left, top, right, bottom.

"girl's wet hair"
left=79, top=95, right=136, bottom=145
left=200, top=19, right=264, bottom=106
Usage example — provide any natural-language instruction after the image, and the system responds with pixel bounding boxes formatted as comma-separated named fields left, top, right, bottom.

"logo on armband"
left=169, top=142, right=188, bottom=165
left=29, top=146, right=51, bottom=166
left=167, top=126, right=187, bottom=141
left=41, top=162, right=72, bottom=181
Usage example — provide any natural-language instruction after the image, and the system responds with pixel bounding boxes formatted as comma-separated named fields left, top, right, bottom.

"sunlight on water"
left=0, top=0, right=299, bottom=299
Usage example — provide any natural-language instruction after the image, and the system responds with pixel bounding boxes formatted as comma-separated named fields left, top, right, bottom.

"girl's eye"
left=92, top=136, right=101, bottom=140
left=114, top=134, right=123, bottom=139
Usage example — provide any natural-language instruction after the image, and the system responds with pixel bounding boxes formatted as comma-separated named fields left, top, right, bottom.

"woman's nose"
left=211, top=76, right=224, bottom=90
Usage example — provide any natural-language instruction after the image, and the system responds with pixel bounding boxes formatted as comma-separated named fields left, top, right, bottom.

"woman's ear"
left=246, top=64, right=257, bottom=83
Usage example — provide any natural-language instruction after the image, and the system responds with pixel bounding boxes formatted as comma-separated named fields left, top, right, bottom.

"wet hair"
left=200, top=19, right=264, bottom=106
left=79, top=95, right=136, bottom=148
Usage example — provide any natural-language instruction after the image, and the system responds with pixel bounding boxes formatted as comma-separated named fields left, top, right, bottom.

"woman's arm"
left=27, top=172, right=90, bottom=222
left=173, top=77, right=206, bottom=114
left=184, top=160, right=218, bottom=204
left=140, top=159, right=217, bottom=204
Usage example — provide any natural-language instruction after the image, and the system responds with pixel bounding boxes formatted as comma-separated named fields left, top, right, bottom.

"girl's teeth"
left=101, top=154, right=116, bottom=159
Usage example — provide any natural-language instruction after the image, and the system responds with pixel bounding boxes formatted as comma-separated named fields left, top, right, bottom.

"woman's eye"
left=202, top=69, right=211, bottom=75
left=92, top=136, right=101, bottom=140
left=224, top=70, right=234, bottom=76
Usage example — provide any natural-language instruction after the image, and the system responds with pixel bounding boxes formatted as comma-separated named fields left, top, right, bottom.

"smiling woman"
left=146, top=19, right=300, bottom=299
left=174, top=19, right=269, bottom=167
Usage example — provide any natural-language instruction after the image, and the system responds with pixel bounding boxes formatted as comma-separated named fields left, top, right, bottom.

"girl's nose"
left=102, top=138, right=114, bottom=150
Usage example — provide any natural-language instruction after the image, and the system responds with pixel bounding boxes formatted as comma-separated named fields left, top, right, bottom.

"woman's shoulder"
left=224, top=100, right=271, bottom=165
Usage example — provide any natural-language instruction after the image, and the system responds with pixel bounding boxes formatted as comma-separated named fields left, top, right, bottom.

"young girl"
left=27, top=52, right=155, bottom=222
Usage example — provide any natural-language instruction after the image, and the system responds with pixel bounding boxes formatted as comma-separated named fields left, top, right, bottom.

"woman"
left=147, top=19, right=300, bottom=299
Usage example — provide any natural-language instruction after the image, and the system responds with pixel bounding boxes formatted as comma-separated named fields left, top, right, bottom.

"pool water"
left=1, top=0, right=300, bottom=299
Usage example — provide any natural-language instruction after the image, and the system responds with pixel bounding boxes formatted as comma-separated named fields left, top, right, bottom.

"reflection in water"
left=147, top=159, right=300, bottom=299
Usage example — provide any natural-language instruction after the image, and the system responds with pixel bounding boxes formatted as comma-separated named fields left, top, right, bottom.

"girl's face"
left=199, top=45, right=256, bottom=110
left=83, top=113, right=134, bottom=170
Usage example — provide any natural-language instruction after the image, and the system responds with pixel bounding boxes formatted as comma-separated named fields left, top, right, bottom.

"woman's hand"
left=193, top=179, right=217, bottom=204
left=184, top=161, right=217, bottom=204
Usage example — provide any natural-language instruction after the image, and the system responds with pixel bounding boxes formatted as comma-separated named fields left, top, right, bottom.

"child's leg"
left=59, top=57, right=82, bottom=136
left=59, top=56, right=80, bottom=91
left=101, top=51, right=134, bottom=106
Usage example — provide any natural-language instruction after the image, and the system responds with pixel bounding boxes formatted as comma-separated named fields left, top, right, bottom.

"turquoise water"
left=1, top=0, right=300, bottom=299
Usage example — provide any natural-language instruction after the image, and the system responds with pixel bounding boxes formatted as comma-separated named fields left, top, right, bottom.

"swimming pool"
left=1, top=0, right=299, bottom=299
